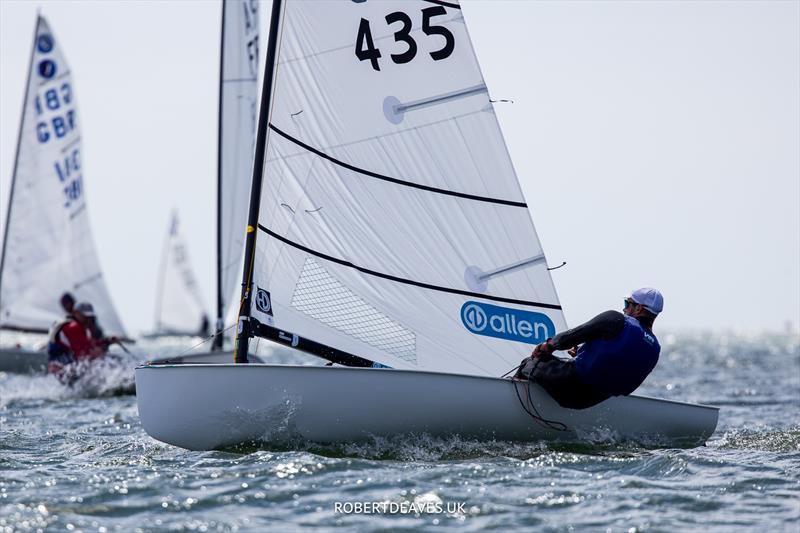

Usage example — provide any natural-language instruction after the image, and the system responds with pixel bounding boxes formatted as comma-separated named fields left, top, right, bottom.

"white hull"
left=0, top=348, right=47, bottom=373
left=136, top=364, right=719, bottom=450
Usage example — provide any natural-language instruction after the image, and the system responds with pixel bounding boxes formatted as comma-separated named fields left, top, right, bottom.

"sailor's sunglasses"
left=624, top=299, right=636, bottom=309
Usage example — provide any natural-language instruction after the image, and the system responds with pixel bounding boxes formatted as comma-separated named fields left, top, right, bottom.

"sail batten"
left=258, top=224, right=561, bottom=310
left=0, top=16, right=126, bottom=337
left=267, top=123, right=528, bottom=207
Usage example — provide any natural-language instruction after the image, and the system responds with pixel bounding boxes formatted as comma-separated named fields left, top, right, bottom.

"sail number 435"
left=355, top=6, right=454, bottom=71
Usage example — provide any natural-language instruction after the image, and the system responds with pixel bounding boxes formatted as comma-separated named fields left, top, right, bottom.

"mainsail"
left=241, top=0, right=566, bottom=377
left=0, top=16, right=126, bottom=336
left=153, top=211, right=208, bottom=335
left=217, top=0, right=260, bottom=335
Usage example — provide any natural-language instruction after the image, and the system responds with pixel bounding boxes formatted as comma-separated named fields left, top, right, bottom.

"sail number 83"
left=355, top=6, right=454, bottom=72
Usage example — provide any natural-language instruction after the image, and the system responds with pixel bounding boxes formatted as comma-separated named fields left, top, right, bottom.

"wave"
left=0, top=355, right=137, bottom=407
left=709, top=427, right=800, bottom=452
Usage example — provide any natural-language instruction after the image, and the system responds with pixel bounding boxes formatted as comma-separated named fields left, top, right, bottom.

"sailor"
left=47, top=292, right=79, bottom=370
left=47, top=302, right=117, bottom=376
left=516, top=287, right=663, bottom=409
left=57, top=291, right=105, bottom=338
left=59, top=292, right=76, bottom=315
left=199, top=313, right=210, bottom=337
left=85, top=311, right=105, bottom=340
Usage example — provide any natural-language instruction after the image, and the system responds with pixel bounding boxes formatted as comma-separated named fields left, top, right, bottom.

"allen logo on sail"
left=460, top=301, right=554, bottom=345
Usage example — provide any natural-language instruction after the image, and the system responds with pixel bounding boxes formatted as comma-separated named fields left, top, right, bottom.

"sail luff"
left=0, top=17, right=39, bottom=317
left=213, top=0, right=227, bottom=350
left=233, top=0, right=284, bottom=363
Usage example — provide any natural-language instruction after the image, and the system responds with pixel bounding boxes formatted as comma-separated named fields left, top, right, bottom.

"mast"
left=0, top=17, right=40, bottom=334
left=234, top=0, right=283, bottom=363
left=213, top=0, right=227, bottom=351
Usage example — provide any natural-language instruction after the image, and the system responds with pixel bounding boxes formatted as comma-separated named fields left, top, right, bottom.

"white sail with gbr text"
left=248, top=0, right=566, bottom=376
left=0, top=16, right=125, bottom=337
left=154, top=211, right=207, bottom=336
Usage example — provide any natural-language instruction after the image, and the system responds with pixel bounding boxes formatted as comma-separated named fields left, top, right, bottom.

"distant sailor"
left=516, top=288, right=663, bottom=409
left=60, top=291, right=105, bottom=339
left=60, top=292, right=76, bottom=316
left=47, top=292, right=78, bottom=369
left=47, top=302, right=118, bottom=378
left=199, top=313, right=210, bottom=337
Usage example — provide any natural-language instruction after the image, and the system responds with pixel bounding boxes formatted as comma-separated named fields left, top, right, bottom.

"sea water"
left=0, top=331, right=797, bottom=531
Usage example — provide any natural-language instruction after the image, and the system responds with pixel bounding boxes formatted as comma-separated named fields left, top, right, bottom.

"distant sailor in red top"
left=46, top=301, right=119, bottom=378
left=516, top=288, right=663, bottom=409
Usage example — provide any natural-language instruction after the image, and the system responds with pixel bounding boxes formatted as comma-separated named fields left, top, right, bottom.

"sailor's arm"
left=552, top=310, right=625, bottom=349
left=533, top=310, right=625, bottom=357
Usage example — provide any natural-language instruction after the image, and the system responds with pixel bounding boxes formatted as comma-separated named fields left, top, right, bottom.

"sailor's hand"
left=567, top=346, right=578, bottom=358
left=532, top=339, right=554, bottom=358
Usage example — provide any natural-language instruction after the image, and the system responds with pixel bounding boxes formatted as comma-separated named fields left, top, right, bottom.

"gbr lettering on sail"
left=32, top=31, right=82, bottom=209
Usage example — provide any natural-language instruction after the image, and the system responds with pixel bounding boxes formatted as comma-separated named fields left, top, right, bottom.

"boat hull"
left=136, top=364, right=719, bottom=450
left=0, top=348, right=47, bottom=373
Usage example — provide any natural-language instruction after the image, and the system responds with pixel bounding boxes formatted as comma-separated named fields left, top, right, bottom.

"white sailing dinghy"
left=137, top=0, right=719, bottom=450
left=149, top=0, right=260, bottom=364
left=143, top=211, right=209, bottom=339
left=0, top=16, right=127, bottom=373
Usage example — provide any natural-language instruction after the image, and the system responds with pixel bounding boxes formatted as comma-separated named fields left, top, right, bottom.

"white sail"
left=153, top=211, right=208, bottom=335
left=0, top=16, right=126, bottom=336
left=218, top=0, right=260, bottom=324
left=246, top=0, right=566, bottom=376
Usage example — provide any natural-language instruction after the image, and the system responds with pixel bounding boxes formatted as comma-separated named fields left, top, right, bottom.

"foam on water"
left=0, top=355, right=138, bottom=408
left=710, top=427, right=800, bottom=452
left=0, top=372, right=72, bottom=407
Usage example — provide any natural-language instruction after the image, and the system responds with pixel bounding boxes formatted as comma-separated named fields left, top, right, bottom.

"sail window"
left=291, top=257, right=417, bottom=363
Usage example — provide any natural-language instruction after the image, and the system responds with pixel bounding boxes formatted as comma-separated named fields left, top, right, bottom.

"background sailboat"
left=144, top=210, right=209, bottom=339
left=151, top=0, right=260, bottom=363
left=137, top=0, right=718, bottom=449
left=0, top=15, right=127, bottom=373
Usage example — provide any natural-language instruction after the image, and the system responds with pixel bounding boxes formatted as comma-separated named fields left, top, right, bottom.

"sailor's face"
left=623, top=299, right=641, bottom=317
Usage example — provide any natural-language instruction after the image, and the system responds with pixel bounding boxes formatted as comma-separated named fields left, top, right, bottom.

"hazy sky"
left=1, top=0, right=798, bottom=335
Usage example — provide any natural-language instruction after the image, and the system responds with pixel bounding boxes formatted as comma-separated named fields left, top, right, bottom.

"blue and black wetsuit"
left=517, top=311, right=660, bottom=409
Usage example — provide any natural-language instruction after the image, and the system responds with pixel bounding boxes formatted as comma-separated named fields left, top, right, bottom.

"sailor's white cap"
left=629, top=287, right=664, bottom=315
